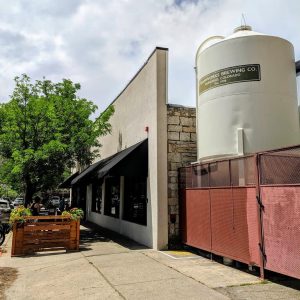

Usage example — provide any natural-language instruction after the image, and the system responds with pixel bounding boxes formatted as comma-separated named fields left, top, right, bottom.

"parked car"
left=50, top=196, right=60, bottom=207
left=2, top=197, right=11, bottom=202
left=0, top=199, right=12, bottom=222
left=0, top=199, right=12, bottom=212
left=13, top=197, right=24, bottom=208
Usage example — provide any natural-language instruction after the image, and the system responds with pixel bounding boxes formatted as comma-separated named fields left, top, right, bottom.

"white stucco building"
left=68, top=47, right=197, bottom=250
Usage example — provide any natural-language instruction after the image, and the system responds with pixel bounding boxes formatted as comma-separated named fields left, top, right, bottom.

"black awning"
left=71, top=139, right=148, bottom=185
left=58, top=171, right=79, bottom=188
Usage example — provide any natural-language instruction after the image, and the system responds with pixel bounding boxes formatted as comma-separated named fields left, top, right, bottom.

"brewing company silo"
left=195, top=26, right=300, bottom=161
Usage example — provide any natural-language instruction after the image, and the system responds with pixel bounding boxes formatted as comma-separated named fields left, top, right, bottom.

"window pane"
left=104, top=177, right=120, bottom=218
left=92, top=179, right=103, bottom=214
left=123, top=177, right=147, bottom=225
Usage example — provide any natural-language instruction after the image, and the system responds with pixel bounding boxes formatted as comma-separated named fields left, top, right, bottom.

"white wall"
left=87, top=48, right=168, bottom=249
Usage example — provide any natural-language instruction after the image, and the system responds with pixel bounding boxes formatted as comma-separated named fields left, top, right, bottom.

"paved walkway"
left=1, top=223, right=300, bottom=299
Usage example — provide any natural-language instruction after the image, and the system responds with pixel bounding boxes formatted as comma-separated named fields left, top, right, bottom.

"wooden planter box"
left=11, top=216, right=80, bottom=256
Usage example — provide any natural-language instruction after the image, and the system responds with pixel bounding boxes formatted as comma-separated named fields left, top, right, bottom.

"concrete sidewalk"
left=1, top=224, right=300, bottom=299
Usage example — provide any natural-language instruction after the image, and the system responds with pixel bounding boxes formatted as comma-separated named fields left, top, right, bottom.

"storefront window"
left=104, top=177, right=120, bottom=218
left=92, top=180, right=102, bottom=214
left=123, top=177, right=147, bottom=225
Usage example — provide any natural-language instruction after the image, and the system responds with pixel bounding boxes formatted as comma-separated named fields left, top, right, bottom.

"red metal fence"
left=179, top=145, right=300, bottom=279
left=259, top=147, right=300, bottom=279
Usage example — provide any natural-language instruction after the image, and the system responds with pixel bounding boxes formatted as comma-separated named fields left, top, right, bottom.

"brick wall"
left=167, top=104, right=197, bottom=248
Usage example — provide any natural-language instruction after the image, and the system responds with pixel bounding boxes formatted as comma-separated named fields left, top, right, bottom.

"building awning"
left=70, top=156, right=115, bottom=186
left=58, top=171, right=79, bottom=188
left=71, top=139, right=148, bottom=186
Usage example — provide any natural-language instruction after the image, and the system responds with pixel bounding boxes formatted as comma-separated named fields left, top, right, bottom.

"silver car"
left=0, top=199, right=12, bottom=221
left=13, top=198, right=24, bottom=208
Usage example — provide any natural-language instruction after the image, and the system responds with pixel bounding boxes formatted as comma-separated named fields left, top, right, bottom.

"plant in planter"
left=62, top=208, right=84, bottom=221
left=9, top=206, right=32, bottom=224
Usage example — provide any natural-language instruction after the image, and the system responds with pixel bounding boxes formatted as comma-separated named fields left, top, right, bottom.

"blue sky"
left=0, top=0, right=299, bottom=113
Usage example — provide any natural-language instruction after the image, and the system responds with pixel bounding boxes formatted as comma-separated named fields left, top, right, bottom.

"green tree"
left=0, top=183, right=18, bottom=199
left=0, top=74, right=114, bottom=205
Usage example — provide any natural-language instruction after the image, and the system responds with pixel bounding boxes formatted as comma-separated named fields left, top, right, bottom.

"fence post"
left=255, top=154, right=265, bottom=279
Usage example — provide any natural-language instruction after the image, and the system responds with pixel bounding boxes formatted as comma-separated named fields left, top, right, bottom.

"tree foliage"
left=0, top=183, right=18, bottom=199
left=0, top=74, right=114, bottom=203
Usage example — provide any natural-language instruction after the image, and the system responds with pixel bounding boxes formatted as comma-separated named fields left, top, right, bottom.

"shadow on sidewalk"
left=264, top=270, right=300, bottom=291
left=192, top=247, right=300, bottom=292
left=79, top=221, right=148, bottom=251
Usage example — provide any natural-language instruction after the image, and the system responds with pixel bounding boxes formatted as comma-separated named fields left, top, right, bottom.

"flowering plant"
left=62, top=207, right=84, bottom=220
left=9, top=205, right=32, bottom=224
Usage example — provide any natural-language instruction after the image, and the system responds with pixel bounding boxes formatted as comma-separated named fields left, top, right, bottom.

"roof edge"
left=97, top=47, right=169, bottom=118
left=167, top=103, right=196, bottom=109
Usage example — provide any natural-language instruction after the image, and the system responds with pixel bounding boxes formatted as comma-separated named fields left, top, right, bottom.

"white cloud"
left=0, top=0, right=299, bottom=111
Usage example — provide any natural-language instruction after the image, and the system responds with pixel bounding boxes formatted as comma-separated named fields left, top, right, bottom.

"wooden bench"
left=11, top=216, right=80, bottom=256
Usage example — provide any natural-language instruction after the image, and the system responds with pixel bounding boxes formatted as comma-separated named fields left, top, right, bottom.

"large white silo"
left=195, top=26, right=300, bottom=161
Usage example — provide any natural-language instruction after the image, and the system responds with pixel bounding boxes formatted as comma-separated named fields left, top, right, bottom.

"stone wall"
left=167, top=104, right=197, bottom=248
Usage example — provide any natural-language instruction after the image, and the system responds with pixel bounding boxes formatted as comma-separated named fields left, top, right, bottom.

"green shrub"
left=9, top=206, right=32, bottom=224
left=62, top=207, right=84, bottom=220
